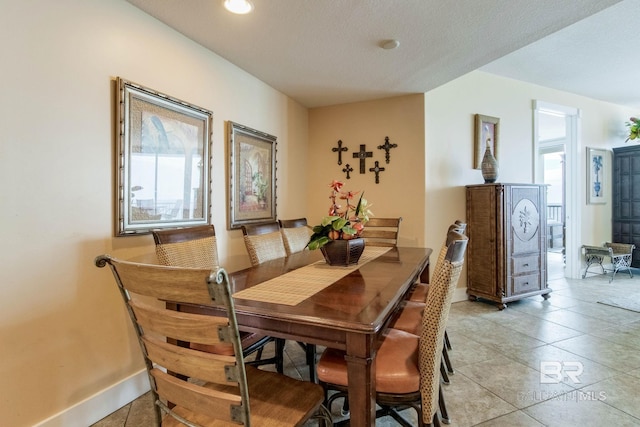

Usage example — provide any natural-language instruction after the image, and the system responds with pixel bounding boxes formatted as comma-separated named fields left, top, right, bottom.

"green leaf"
left=307, top=236, right=330, bottom=250
left=342, top=225, right=356, bottom=235
left=355, top=192, right=364, bottom=216
left=321, top=216, right=341, bottom=227
left=332, top=217, right=348, bottom=230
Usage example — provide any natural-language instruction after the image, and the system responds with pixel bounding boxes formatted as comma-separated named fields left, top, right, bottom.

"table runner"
left=232, top=246, right=391, bottom=305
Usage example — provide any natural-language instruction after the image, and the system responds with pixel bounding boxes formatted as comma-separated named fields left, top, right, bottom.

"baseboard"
left=33, top=369, right=150, bottom=427
left=452, top=286, right=469, bottom=303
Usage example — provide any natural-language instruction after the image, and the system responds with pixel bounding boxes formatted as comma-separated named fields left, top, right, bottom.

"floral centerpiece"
left=625, top=117, right=639, bottom=142
left=307, top=180, right=373, bottom=265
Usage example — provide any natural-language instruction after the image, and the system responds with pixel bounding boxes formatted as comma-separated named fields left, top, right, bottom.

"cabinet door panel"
left=510, top=186, right=541, bottom=256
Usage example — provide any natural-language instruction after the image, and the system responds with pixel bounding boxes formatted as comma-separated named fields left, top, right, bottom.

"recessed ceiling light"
left=223, top=0, right=254, bottom=14
left=381, top=39, right=400, bottom=50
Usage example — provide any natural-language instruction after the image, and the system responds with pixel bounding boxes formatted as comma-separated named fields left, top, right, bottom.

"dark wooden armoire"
left=612, top=145, right=640, bottom=267
left=466, top=183, right=551, bottom=309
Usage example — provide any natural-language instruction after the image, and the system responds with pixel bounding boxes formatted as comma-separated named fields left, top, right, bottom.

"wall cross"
left=352, top=144, right=373, bottom=174
left=369, top=160, right=385, bottom=184
left=342, top=163, right=354, bottom=179
left=377, top=136, right=398, bottom=164
left=331, top=139, right=348, bottom=165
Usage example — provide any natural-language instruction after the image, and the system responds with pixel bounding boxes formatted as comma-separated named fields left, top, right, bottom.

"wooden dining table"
left=173, top=245, right=432, bottom=427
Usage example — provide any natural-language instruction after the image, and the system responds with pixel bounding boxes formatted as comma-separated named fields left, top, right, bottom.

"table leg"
left=344, top=334, right=376, bottom=427
left=419, top=258, right=430, bottom=283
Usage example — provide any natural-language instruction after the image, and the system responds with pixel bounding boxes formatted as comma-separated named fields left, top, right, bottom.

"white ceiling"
left=127, top=0, right=639, bottom=110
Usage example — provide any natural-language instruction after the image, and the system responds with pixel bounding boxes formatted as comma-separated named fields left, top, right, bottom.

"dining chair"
left=400, top=222, right=466, bottom=380
left=278, top=218, right=312, bottom=255
left=241, top=221, right=318, bottom=383
left=152, top=225, right=284, bottom=373
left=95, top=255, right=331, bottom=426
left=317, top=230, right=468, bottom=427
left=241, top=221, right=287, bottom=266
left=407, top=221, right=466, bottom=303
left=360, top=217, right=402, bottom=247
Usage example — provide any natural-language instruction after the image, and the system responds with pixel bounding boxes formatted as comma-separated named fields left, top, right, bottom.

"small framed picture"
left=228, top=121, right=277, bottom=229
left=587, top=147, right=607, bottom=204
left=474, top=114, right=500, bottom=169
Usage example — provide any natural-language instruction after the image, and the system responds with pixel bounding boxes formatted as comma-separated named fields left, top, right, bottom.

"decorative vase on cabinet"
left=481, top=144, right=498, bottom=183
left=466, top=183, right=551, bottom=309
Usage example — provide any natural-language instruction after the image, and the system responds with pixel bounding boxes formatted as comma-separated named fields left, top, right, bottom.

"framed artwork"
left=474, top=114, right=500, bottom=169
left=115, top=77, right=213, bottom=236
left=587, top=147, right=607, bottom=204
left=228, top=121, right=277, bottom=229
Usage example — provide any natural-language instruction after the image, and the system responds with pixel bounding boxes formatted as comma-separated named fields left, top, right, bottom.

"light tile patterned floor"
left=92, top=257, right=640, bottom=426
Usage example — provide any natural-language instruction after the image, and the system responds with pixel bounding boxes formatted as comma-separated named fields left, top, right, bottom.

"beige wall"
left=308, top=95, right=426, bottom=247
left=0, top=1, right=308, bottom=425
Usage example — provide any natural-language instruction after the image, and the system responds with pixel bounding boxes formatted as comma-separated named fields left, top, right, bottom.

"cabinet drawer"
left=512, top=255, right=539, bottom=275
left=511, top=273, right=541, bottom=295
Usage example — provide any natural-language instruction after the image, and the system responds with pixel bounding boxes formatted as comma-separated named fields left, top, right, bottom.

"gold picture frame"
left=115, top=77, right=213, bottom=236
left=228, top=121, right=277, bottom=229
left=474, top=114, right=500, bottom=169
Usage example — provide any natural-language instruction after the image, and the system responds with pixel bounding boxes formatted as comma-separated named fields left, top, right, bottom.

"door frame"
left=533, top=100, right=581, bottom=279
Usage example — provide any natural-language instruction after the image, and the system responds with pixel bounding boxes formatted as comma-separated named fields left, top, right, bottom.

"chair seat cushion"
left=163, top=365, right=325, bottom=426
left=317, top=328, right=419, bottom=394
left=390, top=301, right=425, bottom=335
left=407, top=282, right=429, bottom=302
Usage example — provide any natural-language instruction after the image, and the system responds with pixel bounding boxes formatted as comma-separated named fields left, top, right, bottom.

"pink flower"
left=340, top=190, right=360, bottom=200
left=329, top=180, right=344, bottom=192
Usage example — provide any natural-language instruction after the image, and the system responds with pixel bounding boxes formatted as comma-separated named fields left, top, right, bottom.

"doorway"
left=534, top=101, right=580, bottom=279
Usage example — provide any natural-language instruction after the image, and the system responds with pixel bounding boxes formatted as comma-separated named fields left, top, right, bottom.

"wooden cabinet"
left=612, top=146, right=640, bottom=267
left=466, top=183, right=551, bottom=309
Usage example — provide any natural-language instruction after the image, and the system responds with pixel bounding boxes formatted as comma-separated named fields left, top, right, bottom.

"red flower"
left=329, top=180, right=344, bottom=192
left=340, top=190, right=360, bottom=200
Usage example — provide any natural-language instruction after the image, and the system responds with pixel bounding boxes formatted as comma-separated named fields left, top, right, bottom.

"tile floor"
left=92, top=258, right=640, bottom=426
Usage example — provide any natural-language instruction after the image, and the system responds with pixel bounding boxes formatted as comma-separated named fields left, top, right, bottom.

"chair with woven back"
left=317, top=230, right=468, bottom=426
left=241, top=221, right=288, bottom=266
left=407, top=221, right=466, bottom=303
left=241, top=221, right=318, bottom=383
left=360, top=217, right=402, bottom=247
left=95, top=255, right=331, bottom=426
left=278, top=218, right=312, bottom=255
left=395, top=221, right=467, bottom=383
left=152, top=225, right=284, bottom=373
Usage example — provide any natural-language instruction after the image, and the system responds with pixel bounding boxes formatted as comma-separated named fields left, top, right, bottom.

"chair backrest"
left=360, top=217, right=402, bottom=247
left=152, top=225, right=219, bottom=268
left=241, top=221, right=287, bottom=266
left=605, top=242, right=635, bottom=256
left=278, top=218, right=312, bottom=255
left=451, top=220, right=467, bottom=234
left=418, top=230, right=468, bottom=423
left=426, top=222, right=467, bottom=275
left=94, top=255, right=251, bottom=426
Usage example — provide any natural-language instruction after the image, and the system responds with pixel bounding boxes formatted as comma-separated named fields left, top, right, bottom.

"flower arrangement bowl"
left=320, top=238, right=365, bottom=266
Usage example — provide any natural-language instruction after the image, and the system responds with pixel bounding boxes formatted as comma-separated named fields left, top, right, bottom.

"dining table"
left=171, top=245, right=432, bottom=427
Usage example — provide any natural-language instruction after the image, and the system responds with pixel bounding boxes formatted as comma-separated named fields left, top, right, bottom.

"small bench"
left=581, top=243, right=635, bottom=282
